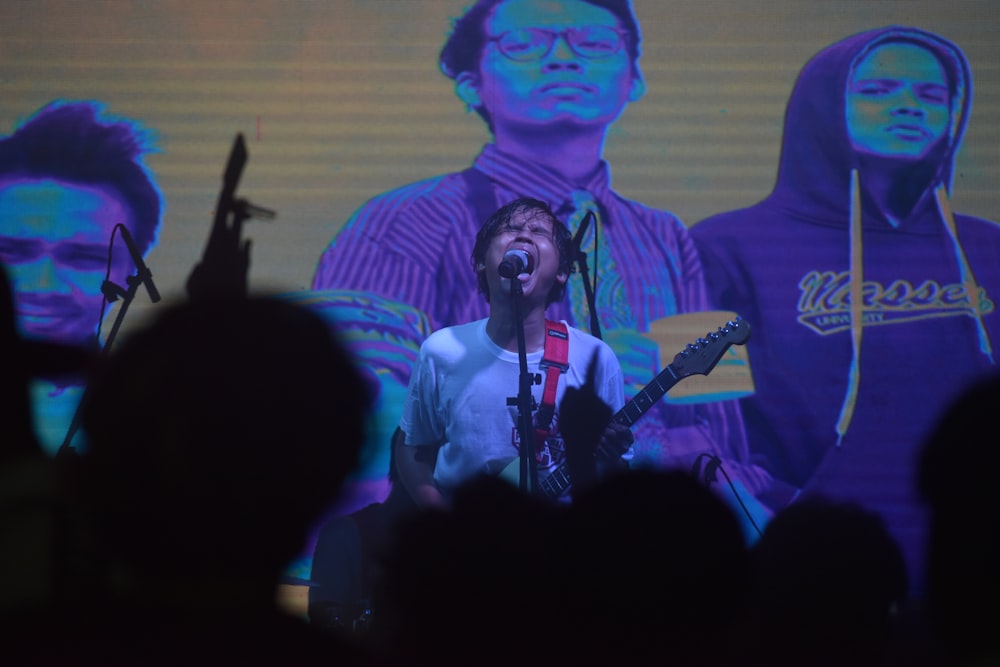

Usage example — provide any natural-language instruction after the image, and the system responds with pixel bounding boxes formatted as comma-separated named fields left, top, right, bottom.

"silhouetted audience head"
left=374, top=467, right=749, bottom=666
left=918, top=373, right=1000, bottom=666
left=746, top=496, right=908, bottom=667
left=372, top=474, right=562, bottom=666
left=78, top=295, right=373, bottom=585
left=25, top=294, right=384, bottom=665
left=560, top=467, right=750, bottom=665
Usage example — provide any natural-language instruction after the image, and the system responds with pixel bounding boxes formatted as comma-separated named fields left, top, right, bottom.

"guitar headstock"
left=670, top=317, right=751, bottom=380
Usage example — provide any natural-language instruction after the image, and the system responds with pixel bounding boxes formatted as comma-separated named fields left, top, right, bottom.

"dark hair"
left=471, top=197, right=572, bottom=305
left=439, top=0, right=642, bottom=128
left=0, top=100, right=162, bottom=253
left=80, top=296, right=374, bottom=576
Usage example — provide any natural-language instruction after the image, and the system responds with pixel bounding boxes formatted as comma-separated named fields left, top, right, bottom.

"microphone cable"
left=691, top=453, right=765, bottom=540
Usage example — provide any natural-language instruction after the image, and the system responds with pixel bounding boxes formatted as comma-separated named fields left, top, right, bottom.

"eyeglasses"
left=488, top=25, right=626, bottom=62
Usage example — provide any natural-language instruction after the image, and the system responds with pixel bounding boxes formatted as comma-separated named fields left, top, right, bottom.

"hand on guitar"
left=559, top=350, right=633, bottom=497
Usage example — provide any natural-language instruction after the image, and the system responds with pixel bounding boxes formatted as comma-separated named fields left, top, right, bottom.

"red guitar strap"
left=535, top=320, right=569, bottom=453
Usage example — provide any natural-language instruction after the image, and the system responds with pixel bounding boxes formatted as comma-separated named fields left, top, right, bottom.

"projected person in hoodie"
left=690, top=27, right=1000, bottom=597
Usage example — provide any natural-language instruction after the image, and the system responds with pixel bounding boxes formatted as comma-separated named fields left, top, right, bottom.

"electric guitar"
left=509, top=317, right=751, bottom=499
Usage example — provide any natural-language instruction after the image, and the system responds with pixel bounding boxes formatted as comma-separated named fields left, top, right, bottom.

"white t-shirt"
left=400, top=318, right=626, bottom=500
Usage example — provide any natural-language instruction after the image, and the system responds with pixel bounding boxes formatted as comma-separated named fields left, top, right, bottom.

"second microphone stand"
left=55, top=267, right=147, bottom=460
left=571, top=210, right=602, bottom=340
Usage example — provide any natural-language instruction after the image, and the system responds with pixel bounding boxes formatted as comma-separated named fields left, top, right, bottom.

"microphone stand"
left=571, top=210, right=602, bottom=340
left=508, top=278, right=538, bottom=496
left=55, top=271, right=144, bottom=460
left=99, top=273, right=145, bottom=357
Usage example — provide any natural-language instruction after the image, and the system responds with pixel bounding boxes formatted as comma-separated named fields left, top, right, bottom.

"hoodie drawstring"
left=935, top=184, right=995, bottom=364
left=835, top=177, right=996, bottom=448
left=834, top=169, right=864, bottom=447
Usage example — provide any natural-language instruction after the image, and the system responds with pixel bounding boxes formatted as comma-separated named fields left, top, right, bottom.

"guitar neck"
left=612, top=363, right=681, bottom=428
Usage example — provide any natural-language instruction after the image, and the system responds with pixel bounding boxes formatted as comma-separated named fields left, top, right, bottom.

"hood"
left=770, top=26, right=972, bottom=226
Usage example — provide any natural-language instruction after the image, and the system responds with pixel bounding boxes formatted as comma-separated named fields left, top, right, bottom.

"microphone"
left=119, top=225, right=161, bottom=303
left=498, top=249, right=533, bottom=278
left=571, top=210, right=594, bottom=259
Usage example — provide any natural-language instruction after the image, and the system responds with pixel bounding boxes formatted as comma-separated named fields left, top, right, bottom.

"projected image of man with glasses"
left=312, top=0, right=762, bottom=524
left=456, top=0, right=644, bottom=132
